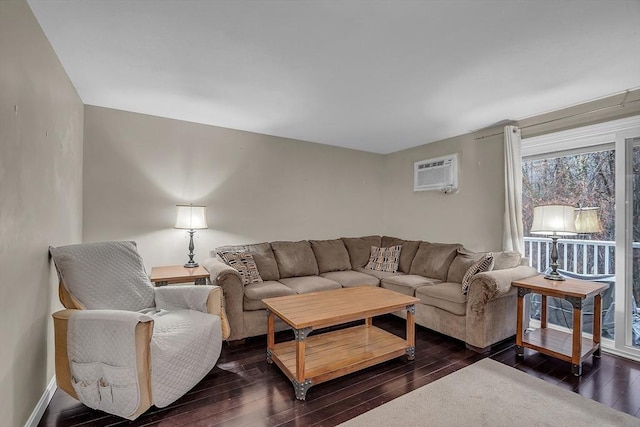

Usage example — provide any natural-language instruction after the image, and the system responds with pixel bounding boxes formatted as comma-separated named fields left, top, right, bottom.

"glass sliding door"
left=615, top=133, right=640, bottom=355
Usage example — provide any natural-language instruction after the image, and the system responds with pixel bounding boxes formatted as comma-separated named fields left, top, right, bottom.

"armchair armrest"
left=154, top=285, right=230, bottom=339
left=52, top=309, right=154, bottom=418
left=467, top=265, right=538, bottom=315
left=202, top=257, right=244, bottom=340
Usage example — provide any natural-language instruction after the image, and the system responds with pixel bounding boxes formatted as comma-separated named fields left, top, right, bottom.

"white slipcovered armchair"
left=50, top=241, right=230, bottom=420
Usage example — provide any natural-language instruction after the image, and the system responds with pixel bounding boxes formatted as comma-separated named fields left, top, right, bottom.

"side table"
left=512, top=275, right=609, bottom=376
left=150, top=265, right=209, bottom=287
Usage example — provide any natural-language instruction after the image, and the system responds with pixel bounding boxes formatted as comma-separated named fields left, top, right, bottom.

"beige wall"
left=382, top=133, right=505, bottom=251
left=0, top=0, right=83, bottom=425
left=382, top=90, right=640, bottom=252
left=83, top=106, right=383, bottom=271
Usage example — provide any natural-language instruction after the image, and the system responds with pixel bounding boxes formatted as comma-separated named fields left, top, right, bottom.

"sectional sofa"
left=202, top=235, right=537, bottom=352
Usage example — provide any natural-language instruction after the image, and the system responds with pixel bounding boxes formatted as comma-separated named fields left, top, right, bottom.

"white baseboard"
left=24, top=376, right=57, bottom=427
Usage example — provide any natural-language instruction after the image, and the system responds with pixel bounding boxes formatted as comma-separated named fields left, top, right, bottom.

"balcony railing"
left=523, top=236, right=640, bottom=275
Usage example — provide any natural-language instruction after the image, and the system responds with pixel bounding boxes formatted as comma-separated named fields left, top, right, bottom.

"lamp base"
left=184, top=261, right=199, bottom=268
left=544, top=271, right=566, bottom=281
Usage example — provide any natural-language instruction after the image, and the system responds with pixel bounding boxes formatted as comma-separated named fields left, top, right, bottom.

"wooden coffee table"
left=262, top=286, right=419, bottom=400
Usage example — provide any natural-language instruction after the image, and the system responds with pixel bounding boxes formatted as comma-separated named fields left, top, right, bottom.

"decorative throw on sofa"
left=218, top=250, right=263, bottom=285
left=461, top=252, right=494, bottom=294
left=365, top=245, right=402, bottom=272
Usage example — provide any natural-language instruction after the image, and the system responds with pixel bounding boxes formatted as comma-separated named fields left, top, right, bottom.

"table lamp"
left=530, top=204, right=577, bottom=281
left=175, top=204, right=208, bottom=268
left=574, top=207, right=603, bottom=235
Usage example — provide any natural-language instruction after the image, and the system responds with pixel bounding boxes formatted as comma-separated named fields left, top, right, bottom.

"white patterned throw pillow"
left=218, top=251, right=263, bottom=285
left=461, top=252, right=494, bottom=295
left=365, top=245, right=402, bottom=273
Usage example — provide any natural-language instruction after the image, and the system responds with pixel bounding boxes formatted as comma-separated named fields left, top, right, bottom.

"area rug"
left=338, top=358, right=638, bottom=427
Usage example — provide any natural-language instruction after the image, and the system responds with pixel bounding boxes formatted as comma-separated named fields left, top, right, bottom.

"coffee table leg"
left=293, top=327, right=312, bottom=400
left=266, top=309, right=274, bottom=363
left=406, top=305, right=416, bottom=361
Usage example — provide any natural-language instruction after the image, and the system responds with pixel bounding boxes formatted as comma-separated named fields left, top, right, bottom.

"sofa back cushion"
left=381, top=236, right=421, bottom=273
left=271, top=240, right=319, bottom=278
left=214, top=242, right=280, bottom=281
left=409, top=242, right=462, bottom=281
left=310, top=239, right=352, bottom=273
left=341, top=235, right=382, bottom=269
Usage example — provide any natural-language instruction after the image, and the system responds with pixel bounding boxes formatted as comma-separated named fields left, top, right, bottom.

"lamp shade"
left=530, top=205, right=577, bottom=236
left=574, top=207, right=603, bottom=234
left=174, top=205, right=208, bottom=230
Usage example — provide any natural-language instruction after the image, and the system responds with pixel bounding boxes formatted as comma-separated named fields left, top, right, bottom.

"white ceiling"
left=27, top=0, right=640, bottom=154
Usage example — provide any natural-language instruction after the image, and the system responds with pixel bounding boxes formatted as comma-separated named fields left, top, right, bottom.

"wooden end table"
left=512, top=275, right=609, bottom=376
left=263, top=286, right=418, bottom=400
left=150, top=265, right=209, bottom=287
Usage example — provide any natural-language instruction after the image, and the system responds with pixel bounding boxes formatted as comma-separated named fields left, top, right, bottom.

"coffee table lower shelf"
left=268, top=324, right=411, bottom=399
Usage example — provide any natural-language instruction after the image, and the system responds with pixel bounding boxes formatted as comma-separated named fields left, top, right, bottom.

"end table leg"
left=593, top=293, right=603, bottom=359
left=572, top=363, right=582, bottom=376
left=516, top=289, right=525, bottom=357
left=571, top=300, right=583, bottom=376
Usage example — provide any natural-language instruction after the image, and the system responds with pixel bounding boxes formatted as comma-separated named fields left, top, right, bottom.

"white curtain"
left=503, top=125, right=524, bottom=254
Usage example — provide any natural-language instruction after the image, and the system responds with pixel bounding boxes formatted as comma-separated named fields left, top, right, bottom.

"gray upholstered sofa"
left=202, top=236, right=537, bottom=352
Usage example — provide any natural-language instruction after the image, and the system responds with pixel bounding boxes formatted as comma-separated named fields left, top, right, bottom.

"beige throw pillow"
left=218, top=251, right=263, bottom=285
left=461, top=253, right=494, bottom=295
left=365, top=245, right=402, bottom=273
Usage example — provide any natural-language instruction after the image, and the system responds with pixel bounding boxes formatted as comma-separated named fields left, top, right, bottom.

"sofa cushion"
left=364, top=245, right=402, bottom=272
left=355, top=267, right=404, bottom=280
left=341, top=235, right=382, bottom=268
left=492, top=251, right=522, bottom=270
left=415, top=282, right=467, bottom=316
left=462, top=253, right=494, bottom=295
left=214, top=242, right=280, bottom=281
left=271, top=241, right=319, bottom=278
left=320, top=270, right=379, bottom=287
left=447, top=248, right=486, bottom=284
left=243, top=281, right=296, bottom=311
left=381, top=237, right=421, bottom=273
left=279, top=276, right=341, bottom=294
left=310, top=239, right=352, bottom=273
left=410, top=242, right=462, bottom=281
left=381, top=275, right=441, bottom=297
left=218, top=251, right=263, bottom=285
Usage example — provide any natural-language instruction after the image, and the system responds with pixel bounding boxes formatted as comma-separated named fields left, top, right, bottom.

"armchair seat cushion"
left=416, top=282, right=467, bottom=316
left=279, top=276, right=341, bottom=294
left=243, top=281, right=296, bottom=311
left=320, top=270, right=380, bottom=287
left=381, top=275, right=441, bottom=297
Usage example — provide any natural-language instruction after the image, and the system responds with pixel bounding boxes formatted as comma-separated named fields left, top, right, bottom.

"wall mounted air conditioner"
left=413, top=153, right=458, bottom=193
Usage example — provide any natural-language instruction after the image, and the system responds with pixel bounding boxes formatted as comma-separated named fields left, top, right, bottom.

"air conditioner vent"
left=414, top=154, right=458, bottom=193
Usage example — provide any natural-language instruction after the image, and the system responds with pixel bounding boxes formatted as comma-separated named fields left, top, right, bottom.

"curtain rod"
left=473, top=95, right=640, bottom=140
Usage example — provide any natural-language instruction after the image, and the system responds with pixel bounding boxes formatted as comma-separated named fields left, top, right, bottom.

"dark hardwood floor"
left=39, top=315, right=640, bottom=426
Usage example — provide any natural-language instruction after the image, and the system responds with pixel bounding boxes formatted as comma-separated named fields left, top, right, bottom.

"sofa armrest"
left=202, top=257, right=244, bottom=340
left=467, top=265, right=538, bottom=315
left=154, top=285, right=230, bottom=339
left=52, top=309, right=154, bottom=418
